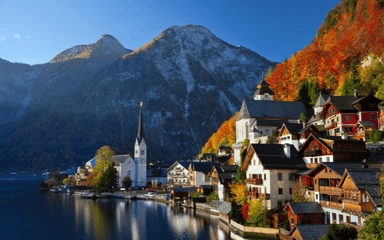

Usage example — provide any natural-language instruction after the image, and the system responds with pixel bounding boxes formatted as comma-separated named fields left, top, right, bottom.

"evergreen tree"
left=342, top=61, right=360, bottom=96
left=309, top=79, right=321, bottom=104
left=297, top=80, right=311, bottom=104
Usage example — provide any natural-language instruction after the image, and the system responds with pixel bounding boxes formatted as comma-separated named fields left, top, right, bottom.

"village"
left=44, top=79, right=384, bottom=240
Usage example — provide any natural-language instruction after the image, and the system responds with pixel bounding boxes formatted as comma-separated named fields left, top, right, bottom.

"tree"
left=91, top=146, right=116, bottom=189
left=247, top=199, right=268, bottom=227
left=300, top=112, right=307, bottom=123
left=235, top=166, right=246, bottom=183
left=320, top=224, right=357, bottom=240
left=292, top=182, right=309, bottom=202
left=93, top=162, right=118, bottom=189
left=342, top=61, right=360, bottom=96
left=230, top=199, right=244, bottom=224
left=122, top=176, right=132, bottom=190
left=229, top=181, right=247, bottom=205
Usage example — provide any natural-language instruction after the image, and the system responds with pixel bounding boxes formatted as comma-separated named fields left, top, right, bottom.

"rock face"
left=0, top=25, right=277, bottom=171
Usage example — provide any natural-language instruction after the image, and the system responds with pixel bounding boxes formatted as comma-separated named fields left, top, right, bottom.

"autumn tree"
left=292, top=182, right=310, bottom=202
left=229, top=181, right=247, bottom=206
left=247, top=199, right=268, bottom=227
left=91, top=146, right=117, bottom=189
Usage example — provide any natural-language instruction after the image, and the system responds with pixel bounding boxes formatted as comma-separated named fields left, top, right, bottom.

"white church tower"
left=134, top=102, right=147, bottom=187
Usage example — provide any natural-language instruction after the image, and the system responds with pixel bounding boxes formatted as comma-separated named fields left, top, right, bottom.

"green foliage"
left=242, top=139, right=250, bottom=148
left=240, top=148, right=247, bottom=166
left=267, top=136, right=274, bottom=144
left=190, top=191, right=201, bottom=198
left=93, top=162, right=118, bottom=189
left=122, top=176, right=132, bottom=190
left=297, top=80, right=311, bottom=104
left=292, top=182, right=309, bottom=202
left=309, top=79, right=321, bottom=104
left=320, top=224, right=357, bottom=240
left=236, top=166, right=246, bottom=183
left=300, top=112, right=307, bottom=123
left=367, top=129, right=384, bottom=142
left=206, top=191, right=218, bottom=203
left=230, top=199, right=244, bottom=224
left=247, top=199, right=267, bottom=227
left=342, top=61, right=360, bottom=96
left=359, top=210, right=384, bottom=240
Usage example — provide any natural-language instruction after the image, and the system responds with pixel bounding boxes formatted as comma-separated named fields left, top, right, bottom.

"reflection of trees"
left=89, top=201, right=110, bottom=240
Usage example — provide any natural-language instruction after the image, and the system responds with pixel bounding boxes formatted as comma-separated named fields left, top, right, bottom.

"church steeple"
left=136, top=101, right=144, bottom=143
left=253, top=73, right=274, bottom=101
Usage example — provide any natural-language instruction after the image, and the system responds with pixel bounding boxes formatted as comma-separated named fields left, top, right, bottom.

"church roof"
left=112, top=154, right=132, bottom=164
left=314, top=95, right=330, bottom=108
left=86, top=158, right=97, bottom=168
left=253, top=79, right=275, bottom=97
left=237, top=100, right=307, bottom=121
left=136, top=103, right=144, bottom=143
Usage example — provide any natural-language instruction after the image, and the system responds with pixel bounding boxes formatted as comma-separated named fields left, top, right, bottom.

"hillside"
left=266, top=0, right=384, bottom=102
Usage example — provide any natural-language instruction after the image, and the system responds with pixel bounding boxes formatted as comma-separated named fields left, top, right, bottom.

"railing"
left=320, top=200, right=342, bottom=210
left=319, top=186, right=343, bottom=195
left=325, top=122, right=337, bottom=129
left=304, top=150, right=322, bottom=156
left=246, top=192, right=270, bottom=199
left=247, top=178, right=263, bottom=185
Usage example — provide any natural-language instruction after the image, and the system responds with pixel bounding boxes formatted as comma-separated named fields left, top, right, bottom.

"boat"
left=49, top=188, right=62, bottom=193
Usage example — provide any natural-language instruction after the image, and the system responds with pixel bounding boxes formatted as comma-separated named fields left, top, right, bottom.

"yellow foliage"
left=229, top=182, right=247, bottom=205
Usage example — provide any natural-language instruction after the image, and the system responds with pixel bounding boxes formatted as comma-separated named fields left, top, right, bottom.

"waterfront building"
left=284, top=202, right=324, bottom=230
left=241, top=144, right=306, bottom=209
left=209, top=165, right=237, bottom=201
left=232, top=79, right=307, bottom=165
left=146, top=168, right=167, bottom=187
left=166, top=160, right=191, bottom=187
left=322, top=92, right=381, bottom=139
left=188, top=161, right=220, bottom=187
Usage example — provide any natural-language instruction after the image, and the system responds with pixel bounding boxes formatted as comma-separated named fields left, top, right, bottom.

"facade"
left=166, top=161, right=191, bottom=187
left=284, top=202, right=324, bottom=230
left=279, top=123, right=319, bottom=151
left=322, top=93, right=381, bottom=138
left=242, top=144, right=307, bottom=209
left=146, top=168, right=167, bottom=187
left=112, top=154, right=134, bottom=188
left=298, top=134, right=369, bottom=168
left=233, top=80, right=307, bottom=165
left=210, top=165, right=237, bottom=201
left=308, top=95, right=330, bottom=126
left=188, top=162, right=220, bottom=187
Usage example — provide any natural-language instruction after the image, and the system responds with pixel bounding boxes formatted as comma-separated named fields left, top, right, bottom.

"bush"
left=122, top=176, right=132, bottom=190
left=206, top=191, right=218, bottom=203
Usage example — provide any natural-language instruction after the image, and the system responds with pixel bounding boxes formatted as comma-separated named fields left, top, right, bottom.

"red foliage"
left=242, top=201, right=250, bottom=221
left=266, top=0, right=384, bottom=100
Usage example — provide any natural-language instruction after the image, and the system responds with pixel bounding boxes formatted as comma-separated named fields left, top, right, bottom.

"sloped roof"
left=147, top=168, right=167, bottom=177
left=112, top=154, right=132, bottom=164
left=218, top=201, right=232, bottom=215
left=219, top=165, right=238, bottom=173
left=281, top=123, right=304, bottom=135
left=191, top=162, right=221, bottom=174
left=357, top=121, right=375, bottom=127
left=286, top=202, right=324, bottom=214
left=319, top=162, right=364, bottom=176
left=218, top=173, right=236, bottom=186
left=293, top=225, right=330, bottom=240
left=324, top=96, right=361, bottom=111
left=351, top=94, right=382, bottom=105
left=298, top=124, right=319, bottom=134
left=86, top=158, right=97, bottom=168
left=166, top=161, right=192, bottom=172
left=237, top=100, right=307, bottom=121
left=243, top=144, right=307, bottom=171
left=314, top=95, right=330, bottom=108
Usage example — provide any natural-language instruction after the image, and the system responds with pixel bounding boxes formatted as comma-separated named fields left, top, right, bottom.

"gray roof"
left=294, top=225, right=330, bottom=240
left=218, top=173, right=236, bottom=186
left=321, top=162, right=364, bottom=176
left=282, top=123, right=305, bottom=135
left=218, top=201, right=231, bottom=215
left=314, top=95, right=330, bottom=108
left=219, top=165, right=238, bottom=173
left=293, top=168, right=314, bottom=176
left=286, top=202, right=324, bottom=214
left=237, top=100, right=307, bottom=121
left=112, top=154, right=132, bottom=164
left=249, top=144, right=307, bottom=170
left=172, top=187, right=197, bottom=193
left=325, top=96, right=361, bottom=112
left=191, top=162, right=220, bottom=174
left=147, top=168, right=167, bottom=177
left=357, top=121, right=375, bottom=127
left=298, top=124, right=319, bottom=134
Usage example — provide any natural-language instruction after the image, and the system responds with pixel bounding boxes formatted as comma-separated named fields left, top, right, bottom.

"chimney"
left=283, top=144, right=291, bottom=158
left=354, top=89, right=358, bottom=98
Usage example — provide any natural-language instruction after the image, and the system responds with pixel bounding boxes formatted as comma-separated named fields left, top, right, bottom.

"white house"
left=242, top=144, right=307, bottom=209
left=166, top=161, right=191, bottom=187
left=188, top=162, right=220, bottom=187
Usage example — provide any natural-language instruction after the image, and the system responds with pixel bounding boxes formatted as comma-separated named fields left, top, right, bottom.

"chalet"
left=298, top=134, right=369, bottom=168
left=322, top=93, right=381, bottom=138
left=188, top=162, right=220, bottom=187
left=279, top=123, right=319, bottom=151
left=339, top=168, right=382, bottom=226
left=355, top=121, right=375, bottom=141
left=232, top=79, right=307, bottom=165
left=284, top=202, right=324, bottom=230
left=308, top=162, right=364, bottom=224
left=166, top=161, right=191, bottom=187
left=210, top=165, right=237, bottom=194
left=289, top=225, right=330, bottom=240
left=242, top=144, right=306, bottom=209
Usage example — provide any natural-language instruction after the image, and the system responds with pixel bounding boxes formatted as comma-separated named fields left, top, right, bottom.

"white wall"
left=167, top=163, right=189, bottom=186
left=303, top=155, right=333, bottom=164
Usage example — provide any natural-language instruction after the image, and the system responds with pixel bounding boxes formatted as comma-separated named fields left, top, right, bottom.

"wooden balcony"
left=325, top=122, right=337, bottom=129
left=247, top=178, right=263, bottom=185
left=320, top=200, right=343, bottom=210
left=319, top=186, right=343, bottom=195
left=246, top=191, right=270, bottom=199
left=304, top=150, right=322, bottom=156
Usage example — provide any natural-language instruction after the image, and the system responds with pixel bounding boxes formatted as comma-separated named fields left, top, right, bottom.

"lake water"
left=0, top=180, right=232, bottom=240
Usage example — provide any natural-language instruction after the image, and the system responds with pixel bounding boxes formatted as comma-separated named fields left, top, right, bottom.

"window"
left=289, top=174, right=293, bottom=181
left=346, top=115, right=351, bottom=121
left=264, top=174, right=266, bottom=181
left=310, top=158, right=313, bottom=163
left=315, top=179, right=317, bottom=185
left=278, top=173, right=282, bottom=180
left=345, top=127, right=352, bottom=132
left=335, top=128, right=340, bottom=134
left=326, top=157, right=330, bottom=162
left=279, top=188, right=283, bottom=194
left=371, top=113, right=376, bottom=120
left=332, top=213, right=337, bottom=223
left=289, top=188, right=292, bottom=194
left=325, top=169, right=328, bottom=173
left=339, top=214, right=344, bottom=223
left=319, top=157, right=322, bottom=163
left=316, top=194, right=318, bottom=200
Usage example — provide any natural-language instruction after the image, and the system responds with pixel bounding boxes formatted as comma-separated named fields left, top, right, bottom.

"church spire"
left=137, top=102, right=144, bottom=143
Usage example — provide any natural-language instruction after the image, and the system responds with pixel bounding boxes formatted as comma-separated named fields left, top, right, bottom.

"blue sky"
left=0, top=0, right=339, bottom=65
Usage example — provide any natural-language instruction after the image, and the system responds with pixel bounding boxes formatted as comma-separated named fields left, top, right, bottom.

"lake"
left=0, top=180, right=232, bottom=240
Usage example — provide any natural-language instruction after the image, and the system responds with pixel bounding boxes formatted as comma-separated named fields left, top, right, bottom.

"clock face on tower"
left=264, top=93, right=269, bottom=98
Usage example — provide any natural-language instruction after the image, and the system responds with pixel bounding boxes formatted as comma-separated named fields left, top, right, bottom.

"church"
left=113, top=102, right=147, bottom=188
left=232, top=79, right=307, bottom=165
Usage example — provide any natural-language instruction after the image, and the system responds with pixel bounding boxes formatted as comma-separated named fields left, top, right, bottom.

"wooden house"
left=170, top=187, right=197, bottom=202
left=284, top=202, right=324, bottom=230
left=279, top=123, right=319, bottom=151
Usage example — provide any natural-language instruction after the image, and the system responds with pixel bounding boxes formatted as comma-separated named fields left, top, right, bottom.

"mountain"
left=266, top=0, right=384, bottom=101
left=0, top=25, right=276, bottom=172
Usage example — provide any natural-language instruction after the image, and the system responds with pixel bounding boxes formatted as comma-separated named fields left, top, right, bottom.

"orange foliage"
left=200, top=112, right=238, bottom=156
left=266, top=0, right=384, bottom=100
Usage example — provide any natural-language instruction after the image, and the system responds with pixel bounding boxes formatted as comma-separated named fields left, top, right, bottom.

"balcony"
left=325, top=122, right=337, bottom=129
left=304, top=150, right=322, bottom=156
left=247, top=178, right=263, bottom=185
left=320, top=200, right=343, bottom=210
left=246, top=192, right=270, bottom=199
left=319, top=186, right=342, bottom=195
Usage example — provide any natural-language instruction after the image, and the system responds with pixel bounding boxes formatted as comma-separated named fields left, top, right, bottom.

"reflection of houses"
left=166, top=161, right=191, bottom=187
left=189, top=162, right=220, bottom=187
left=308, top=162, right=365, bottom=225
left=232, top=79, right=307, bottom=165
left=322, top=93, right=381, bottom=138
left=241, top=144, right=307, bottom=209
left=284, top=202, right=324, bottom=230
left=298, top=134, right=369, bottom=168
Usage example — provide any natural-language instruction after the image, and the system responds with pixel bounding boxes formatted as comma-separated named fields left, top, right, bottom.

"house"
left=308, top=94, right=330, bottom=125
left=322, top=92, right=381, bottom=138
left=146, top=168, right=167, bottom=188
left=232, top=79, right=307, bottom=165
left=289, top=224, right=330, bottom=240
left=217, top=173, right=236, bottom=201
left=218, top=201, right=232, bottom=223
left=279, top=123, right=319, bottom=151
left=338, top=168, right=382, bottom=226
left=188, top=161, right=220, bottom=187
left=170, top=187, right=197, bottom=202
left=166, top=161, right=191, bottom=187
left=75, top=158, right=96, bottom=186
left=355, top=121, right=375, bottom=141
left=379, top=106, right=384, bottom=130
left=241, top=144, right=307, bottom=209
left=210, top=165, right=238, bottom=194
left=308, top=162, right=365, bottom=224
left=298, top=134, right=369, bottom=168
left=284, top=202, right=324, bottom=230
